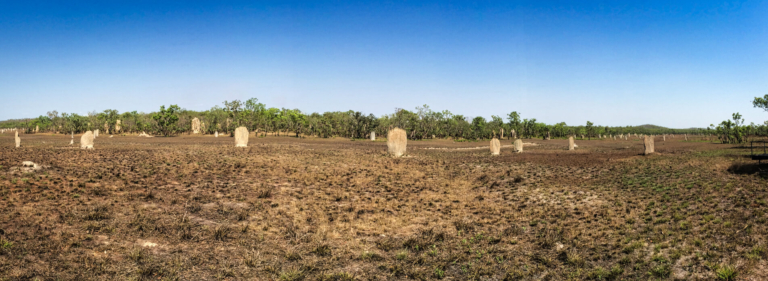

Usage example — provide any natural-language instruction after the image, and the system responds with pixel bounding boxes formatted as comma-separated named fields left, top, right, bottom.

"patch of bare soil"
left=0, top=134, right=765, bottom=280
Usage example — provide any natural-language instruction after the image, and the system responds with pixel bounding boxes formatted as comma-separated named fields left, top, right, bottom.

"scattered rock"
left=137, top=239, right=159, bottom=248
left=12, top=161, right=45, bottom=173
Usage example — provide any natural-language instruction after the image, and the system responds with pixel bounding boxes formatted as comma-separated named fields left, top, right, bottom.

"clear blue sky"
left=0, top=1, right=766, bottom=128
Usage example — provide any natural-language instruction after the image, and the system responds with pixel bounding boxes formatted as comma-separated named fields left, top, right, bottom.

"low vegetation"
left=0, top=134, right=766, bottom=279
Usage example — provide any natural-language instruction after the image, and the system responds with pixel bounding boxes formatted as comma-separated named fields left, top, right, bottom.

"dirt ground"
left=1, top=133, right=767, bottom=280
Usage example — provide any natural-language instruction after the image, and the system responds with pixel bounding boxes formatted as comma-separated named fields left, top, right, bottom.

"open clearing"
left=1, top=134, right=767, bottom=280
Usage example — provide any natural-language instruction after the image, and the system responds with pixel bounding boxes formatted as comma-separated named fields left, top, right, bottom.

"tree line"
left=3, top=97, right=761, bottom=141
left=709, top=94, right=768, bottom=144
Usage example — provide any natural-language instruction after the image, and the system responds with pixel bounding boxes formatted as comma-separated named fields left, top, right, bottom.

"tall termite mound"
left=192, top=118, right=201, bottom=134
left=81, top=131, right=94, bottom=150
left=235, top=127, right=249, bottom=147
left=644, top=136, right=654, bottom=155
left=387, top=128, right=407, bottom=157
left=490, top=138, right=500, bottom=155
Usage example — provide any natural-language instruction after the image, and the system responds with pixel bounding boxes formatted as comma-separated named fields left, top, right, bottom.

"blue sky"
left=0, top=1, right=766, bottom=128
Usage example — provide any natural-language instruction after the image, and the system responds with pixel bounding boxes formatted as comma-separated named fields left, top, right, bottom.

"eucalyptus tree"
left=202, top=106, right=227, bottom=134
left=61, top=113, right=89, bottom=134
left=507, top=111, right=521, bottom=138
left=488, top=115, right=504, bottom=138
left=282, top=109, right=306, bottom=137
left=413, top=104, right=446, bottom=139
left=347, top=111, right=377, bottom=139
left=382, top=108, right=419, bottom=139
left=30, top=115, right=53, bottom=132
left=222, top=99, right=244, bottom=132
left=713, top=112, right=746, bottom=144
left=152, top=105, right=181, bottom=137
left=432, top=110, right=453, bottom=138
left=47, top=110, right=63, bottom=132
left=120, top=111, right=146, bottom=133
left=585, top=121, right=594, bottom=140
left=522, top=118, right=537, bottom=138
left=433, top=113, right=455, bottom=139
left=97, top=109, right=120, bottom=133
left=263, top=107, right=281, bottom=135
left=243, top=98, right=266, bottom=131
left=87, top=110, right=100, bottom=131
left=552, top=122, right=567, bottom=138
left=577, top=127, right=586, bottom=138
left=753, top=94, right=768, bottom=112
left=471, top=116, right=487, bottom=139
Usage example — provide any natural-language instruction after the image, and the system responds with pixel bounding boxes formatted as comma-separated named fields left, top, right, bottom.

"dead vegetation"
left=0, top=134, right=766, bottom=280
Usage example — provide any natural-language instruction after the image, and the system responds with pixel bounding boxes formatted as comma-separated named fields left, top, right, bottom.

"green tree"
left=586, top=121, right=594, bottom=140
left=223, top=100, right=244, bottom=131
left=488, top=115, right=504, bottom=138
left=244, top=98, right=266, bottom=131
left=471, top=116, right=487, bottom=139
left=753, top=94, right=768, bottom=112
left=714, top=112, right=746, bottom=144
left=521, top=118, right=538, bottom=138
left=98, top=109, right=120, bottom=133
left=507, top=111, right=521, bottom=138
left=152, top=105, right=181, bottom=137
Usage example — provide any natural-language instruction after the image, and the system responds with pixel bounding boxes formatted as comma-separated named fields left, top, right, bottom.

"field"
left=1, top=133, right=767, bottom=280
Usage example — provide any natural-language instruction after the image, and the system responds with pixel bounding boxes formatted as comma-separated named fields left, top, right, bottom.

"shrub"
left=716, top=265, right=737, bottom=280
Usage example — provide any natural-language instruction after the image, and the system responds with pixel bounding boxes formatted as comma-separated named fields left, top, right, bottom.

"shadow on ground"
left=728, top=162, right=768, bottom=178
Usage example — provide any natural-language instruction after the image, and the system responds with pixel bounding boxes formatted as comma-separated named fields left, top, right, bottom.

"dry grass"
left=0, top=133, right=766, bottom=280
